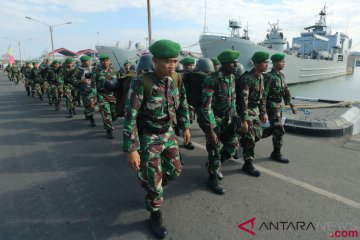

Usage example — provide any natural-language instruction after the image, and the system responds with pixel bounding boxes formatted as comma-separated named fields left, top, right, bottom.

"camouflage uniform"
left=10, top=65, right=20, bottom=84
left=4, top=65, right=12, bottom=81
left=262, top=69, right=292, bottom=150
left=62, top=67, right=77, bottom=112
left=236, top=69, right=266, bottom=162
left=75, top=66, right=96, bottom=118
left=24, top=66, right=33, bottom=96
left=47, top=66, right=63, bottom=110
left=40, top=62, right=52, bottom=104
left=30, top=66, right=44, bottom=100
left=93, top=66, right=117, bottom=130
left=123, top=72, right=190, bottom=212
left=199, top=71, right=239, bottom=176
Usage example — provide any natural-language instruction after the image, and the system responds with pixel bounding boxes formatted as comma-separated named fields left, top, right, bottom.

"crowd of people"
left=3, top=39, right=298, bottom=239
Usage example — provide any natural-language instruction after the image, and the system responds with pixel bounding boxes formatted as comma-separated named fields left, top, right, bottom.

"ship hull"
left=95, top=45, right=139, bottom=72
left=199, top=35, right=353, bottom=84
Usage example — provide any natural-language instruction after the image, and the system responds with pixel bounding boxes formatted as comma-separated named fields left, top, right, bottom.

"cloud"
left=1, top=0, right=359, bottom=59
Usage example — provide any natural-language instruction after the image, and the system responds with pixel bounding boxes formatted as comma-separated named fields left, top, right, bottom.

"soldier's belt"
left=144, top=125, right=170, bottom=134
left=267, top=98, right=282, bottom=103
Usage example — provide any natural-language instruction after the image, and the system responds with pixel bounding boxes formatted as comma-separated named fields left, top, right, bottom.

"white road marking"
left=177, top=136, right=360, bottom=209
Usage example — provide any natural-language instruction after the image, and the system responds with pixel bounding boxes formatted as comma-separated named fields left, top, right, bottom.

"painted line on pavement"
left=177, top=136, right=360, bottom=209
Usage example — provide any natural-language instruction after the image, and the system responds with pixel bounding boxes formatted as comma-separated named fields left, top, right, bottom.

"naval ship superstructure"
left=199, top=5, right=354, bottom=84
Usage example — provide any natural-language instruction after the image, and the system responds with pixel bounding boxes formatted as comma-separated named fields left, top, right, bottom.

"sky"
left=0, top=0, right=359, bottom=60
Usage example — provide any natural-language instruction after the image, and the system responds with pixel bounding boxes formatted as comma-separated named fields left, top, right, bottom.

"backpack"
left=115, top=71, right=181, bottom=118
left=182, top=71, right=216, bottom=109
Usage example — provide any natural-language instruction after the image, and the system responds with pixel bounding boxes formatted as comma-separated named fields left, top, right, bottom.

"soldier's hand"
left=183, top=128, right=191, bottom=145
left=241, top=121, right=249, bottom=133
left=207, top=130, right=218, bottom=146
left=260, top=113, right=268, bottom=123
left=291, top=104, right=298, bottom=114
left=128, top=151, right=140, bottom=170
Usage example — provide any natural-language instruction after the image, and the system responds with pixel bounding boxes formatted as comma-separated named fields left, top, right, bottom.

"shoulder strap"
left=141, top=72, right=154, bottom=101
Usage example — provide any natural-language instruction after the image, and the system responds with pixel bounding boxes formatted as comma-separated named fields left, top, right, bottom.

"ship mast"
left=147, top=0, right=152, bottom=47
left=203, top=0, right=208, bottom=33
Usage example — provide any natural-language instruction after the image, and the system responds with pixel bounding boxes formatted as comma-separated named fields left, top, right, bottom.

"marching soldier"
left=236, top=51, right=269, bottom=177
left=47, top=60, right=63, bottom=111
left=62, top=58, right=77, bottom=118
left=10, top=63, right=21, bottom=85
left=30, top=62, right=44, bottom=101
left=23, top=62, right=34, bottom=97
left=123, top=39, right=191, bottom=239
left=263, top=53, right=297, bottom=163
left=75, top=55, right=96, bottom=127
left=211, top=58, right=221, bottom=72
left=199, top=50, right=240, bottom=194
left=93, top=54, right=117, bottom=138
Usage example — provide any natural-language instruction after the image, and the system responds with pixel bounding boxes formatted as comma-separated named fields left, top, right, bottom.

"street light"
left=25, top=16, right=72, bottom=60
left=4, top=37, right=31, bottom=65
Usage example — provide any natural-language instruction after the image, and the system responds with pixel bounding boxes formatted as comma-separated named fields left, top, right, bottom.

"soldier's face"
left=101, top=59, right=110, bottom=68
left=54, top=63, right=60, bottom=69
left=255, top=61, right=268, bottom=73
left=66, top=62, right=73, bottom=68
left=214, top=64, right=220, bottom=71
left=34, top=64, right=39, bottom=68
left=124, top=64, right=131, bottom=71
left=273, top=60, right=285, bottom=71
left=223, top=61, right=238, bottom=74
left=183, top=64, right=194, bottom=72
left=153, top=57, right=178, bottom=76
left=82, top=60, right=91, bottom=67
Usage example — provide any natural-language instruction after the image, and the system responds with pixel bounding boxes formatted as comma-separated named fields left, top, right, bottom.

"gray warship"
left=199, top=5, right=354, bottom=84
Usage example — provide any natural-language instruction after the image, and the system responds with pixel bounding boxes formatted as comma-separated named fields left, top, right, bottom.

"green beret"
left=251, top=51, right=270, bottom=64
left=65, top=58, right=74, bottom=64
left=270, top=53, right=285, bottom=62
left=99, top=54, right=110, bottom=60
left=217, top=50, right=240, bottom=63
left=211, top=58, right=220, bottom=65
left=149, top=39, right=181, bottom=58
left=25, top=61, right=31, bottom=65
left=51, top=60, right=60, bottom=65
left=80, top=55, right=91, bottom=61
left=181, top=57, right=195, bottom=65
left=123, top=60, right=131, bottom=66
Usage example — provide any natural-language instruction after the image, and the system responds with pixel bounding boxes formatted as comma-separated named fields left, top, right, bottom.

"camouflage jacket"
left=236, top=68, right=266, bottom=121
left=24, top=67, right=32, bottom=79
left=62, top=67, right=76, bottom=85
left=92, top=67, right=116, bottom=102
left=264, top=69, right=292, bottom=108
left=30, top=67, right=43, bottom=83
left=200, top=71, right=236, bottom=132
left=123, top=72, right=191, bottom=152
left=47, top=67, right=63, bottom=86
left=10, top=65, right=20, bottom=73
left=74, top=66, right=95, bottom=93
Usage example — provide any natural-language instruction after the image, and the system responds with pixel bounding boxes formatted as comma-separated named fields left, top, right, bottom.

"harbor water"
left=289, top=67, right=360, bottom=101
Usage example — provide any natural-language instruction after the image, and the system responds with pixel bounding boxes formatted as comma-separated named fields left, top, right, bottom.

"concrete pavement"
left=0, top=73, right=359, bottom=240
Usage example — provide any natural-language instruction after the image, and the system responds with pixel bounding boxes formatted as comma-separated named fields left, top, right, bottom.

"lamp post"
left=25, top=16, right=72, bottom=60
left=4, top=37, right=31, bottom=65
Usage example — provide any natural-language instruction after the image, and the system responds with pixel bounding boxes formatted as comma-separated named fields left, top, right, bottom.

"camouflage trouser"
left=43, top=82, right=52, bottom=103
left=6, top=72, right=12, bottom=81
left=262, top=106, right=285, bottom=150
left=240, top=111, right=263, bottom=162
left=12, top=73, right=20, bottom=84
left=81, top=91, right=96, bottom=117
left=25, top=79, right=35, bottom=95
left=49, top=84, right=62, bottom=107
left=64, top=84, right=77, bottom=111
left=200, top=119, right=239, bottom=175
left=34, top=82, right=44, bottom=97
left=98, top=100, right=116, bottom=130
left=138, top=129, right=182, bottom=212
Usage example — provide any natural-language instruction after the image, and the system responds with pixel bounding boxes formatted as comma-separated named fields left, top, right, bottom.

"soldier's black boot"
left=233, top=148, right=240, bottom=160
left=207, top=174, right=225, bottom=195
left=270, top=149, right=289, bottom=163
left=67, top=109, right=73, bottom=118
left=106, top=129, right=114, bottom=139
left=184, top=141, right=195, bottom=150
left=205, top=163, right=223, bottom=181
left=89, top=116, right=96, bottom=127
left=72, top=108, right=76, bottom=115
left=242, top=160, right=260, bottom=177
left=149, top=210, right=167, bottom=239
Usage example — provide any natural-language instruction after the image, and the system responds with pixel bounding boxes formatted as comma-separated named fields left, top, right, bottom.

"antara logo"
left=238, top=217, right=316, bottom=236
left=238, top=217, right=256, bottom=236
